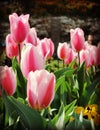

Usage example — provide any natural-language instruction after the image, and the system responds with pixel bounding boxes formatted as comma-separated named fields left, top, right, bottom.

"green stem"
left=78, top=51, right=80, bottom=66
left=48, top=59, right=51, bottom=64
left=63, top=60, right=64, bottom=68
left=18, top=44, right=21, bottom=64
left=58, top=59, right=59, bottom=69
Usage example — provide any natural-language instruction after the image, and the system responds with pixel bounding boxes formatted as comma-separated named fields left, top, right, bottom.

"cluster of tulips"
left=57, top=28, right=100, bottom=68
left=1, top=13, right=55, bottom=110
left=0, top=13, right=100, bottom=130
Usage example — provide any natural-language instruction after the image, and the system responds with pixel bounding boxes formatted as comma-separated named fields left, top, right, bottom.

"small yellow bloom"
left=74, top=104, right=100, bottom=125
left=83, top=104, right=100, bottom=125
left=75, top=106, right=84, bottom=114
left=69, top=116, right=74, bottom=122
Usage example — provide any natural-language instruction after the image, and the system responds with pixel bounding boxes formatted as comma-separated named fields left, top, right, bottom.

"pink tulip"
left=79, top=49, right=90, bottom=68
left=9, top=13, right=30, bottom=43
left=70, top=28, right=85, bottom=51
left=0, top=66, right=16, bottom=96
left=84, top=41, right=91, bottom=50
left=97, top=43, right=100, bottom=65
left=21, top=44, right=45, bottom=78
left=40, top=38, right=54, bottom=59
left=64, top=48, right=77, bottom=65
left=0, top=87, right=2, bottom=97
left=89, top=45, right=98, bottom=66
left=57, top=42, right=70, bottom=60
left=6, top=34, right=19, bottom=59
left=25, top=28, right=38, bottom=46
left=27, top=69, right=56, bottom=110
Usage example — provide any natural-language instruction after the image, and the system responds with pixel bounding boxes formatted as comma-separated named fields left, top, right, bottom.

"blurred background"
left=0, top=0, right=100, bottom=64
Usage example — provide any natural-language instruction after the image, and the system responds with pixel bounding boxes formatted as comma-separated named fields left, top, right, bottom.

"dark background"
left=0, top=0, right=100, bottom=65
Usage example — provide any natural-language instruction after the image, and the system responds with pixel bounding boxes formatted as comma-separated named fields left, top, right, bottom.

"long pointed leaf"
left=3, top=96, right=45, bottom=130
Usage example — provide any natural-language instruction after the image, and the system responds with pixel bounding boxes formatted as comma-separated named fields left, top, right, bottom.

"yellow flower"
left=75, top=106, right=84, bottom=114
left=70, top=104, right=100, bottom=125
left=69, top=116, right=74, bottom=122
left=83, top=104, right=100, bottom=125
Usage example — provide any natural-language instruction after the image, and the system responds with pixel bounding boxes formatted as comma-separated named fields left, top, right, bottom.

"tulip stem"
left=58, top=59, right=59, bottom=69
left=48, top=59, right=51, bottom=64
left=78, top=52, right=80, bottom=66
left=63, top=60, right=64, bottom=68
left=18, top=44, right=21, bottom=64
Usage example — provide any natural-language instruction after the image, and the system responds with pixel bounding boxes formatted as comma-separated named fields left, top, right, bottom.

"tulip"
left=21, top=44, right=45, bottom=78
left=0, top=66, right=16, bottom=96
left=9, top=13, right=30, bottom=43
left=64, top=48, right=77, bottom=65
left=40, top=38, right=54, bottom=59
left=57, top=42, right=70, bottom=60
left=70, top=28, right=85, bottom=51
left=6, top=34, right=19, bottom=59
left=25, top=28, right=38, bottom=46
left=27, top=69, right=55, bottom=110
left=89, top=45, right=98, bottom=66
left=97, top=42, right=100, bottom=65
left=79, top=49, right=90, bottom=68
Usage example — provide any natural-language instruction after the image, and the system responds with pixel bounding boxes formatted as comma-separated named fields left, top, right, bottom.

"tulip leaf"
left=66, top=113, right=91, bottom=130
left=77, top=62, right=85, bottom=95
left=3, top=95, right=45, bottom=130
left=54, top=67, right=75, bottom=80
left=64, top=68, right=75, bottom=77
left=54, top=68, right=68, bottom=79
left=55, top=75, right=65, bottom=92
left=51, top=102, right=64, bottom=128
left=64, top=99, right=77, bottom=123
left=12, top=57, right=27, bottom=98
left=80, top=76, right=100, bottom=106
left=77, top=62, right=85, bottom=105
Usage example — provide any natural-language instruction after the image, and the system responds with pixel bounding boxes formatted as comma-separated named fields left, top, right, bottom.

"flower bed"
left=0, top=13, right=100, bottom=130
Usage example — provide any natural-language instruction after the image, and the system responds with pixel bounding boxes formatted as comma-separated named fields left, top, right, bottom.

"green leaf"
left=12, top=57, right=27, bottom=98
left=64, top=99, right=77, bottom=123
left=66, top=113, right=92, bottom=130
left=64, top=68, right=75, bottom=78
left=55, top=75, right=65, bottom=92
left=51, top=102, right=64, bottom=129
left=77, top=62, right=85, bottom=97
left=3, top=96, right=45, bottom=130
left=79, top=76, right=100, bottom=106
left=55, top=104, right=65, bottom=130
left=54, top=68, right=68, bottom=79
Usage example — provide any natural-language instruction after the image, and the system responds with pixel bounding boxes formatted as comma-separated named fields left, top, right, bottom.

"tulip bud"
left=25, top=28, right=38, bottom=46
left=9, top=13, right=30, bottom=43
left=57, top=42, right=70, bottom=60
left=40, top=38, right=54, bottom=59
left=27, top=69, right=56, bottom=110
left=0, top=66, right=16, bottom=96
left=21, top=44, right=45, bottom=78
left=79, top=49, right=90, bottom=68
left=6, top=34, right=19, bottom=59
left=64, top=48, right=77, bottom=65
left=70, top=28, right=85, bottom=52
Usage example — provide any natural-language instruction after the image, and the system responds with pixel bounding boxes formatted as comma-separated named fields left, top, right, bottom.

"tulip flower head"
left=21, top=43, right=45, bottom=78
left=89, top=45, right=98, bottom=66
left=9, top=13, right=30, bottom=43
left=57, top=42, right=70, bottom=60
left=64, top=48, right=77, bottom=65
left=40, top=38, right=54, bottom=59
left=6, top=34, right=19, bottom=59
left=25, top=28, right=38, bottom=46
left=97, top=42, right=100, bottom=65
left=79, top=49, right=90, bottom=68
left=70, top=28, right=85, bottom=52
left=0, top=66, right=16, bottom=96
left=27, top=69, right=56, bottom=110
